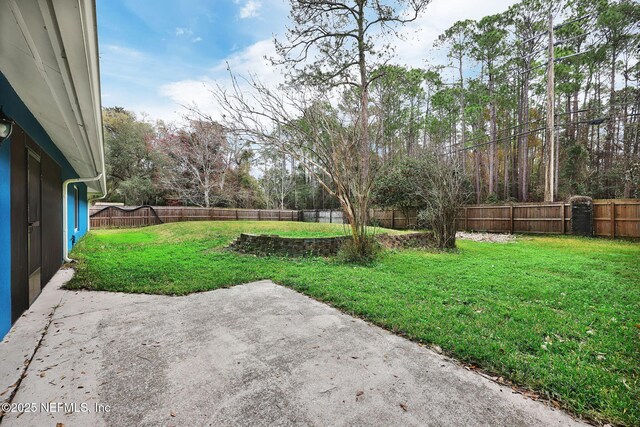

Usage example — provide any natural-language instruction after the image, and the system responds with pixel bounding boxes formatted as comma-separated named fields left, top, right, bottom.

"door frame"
left=26, top=147, right=42, bottom=305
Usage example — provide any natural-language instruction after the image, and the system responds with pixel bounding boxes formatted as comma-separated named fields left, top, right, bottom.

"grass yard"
left=67, top=221, right=640, bottom=426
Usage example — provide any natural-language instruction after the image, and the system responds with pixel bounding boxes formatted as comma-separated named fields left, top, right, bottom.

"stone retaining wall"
left=228, top=232, right=434, bottom=257
left=377, top=232, right=435, bottom=249
left=228, top=234, right=348, bottom=257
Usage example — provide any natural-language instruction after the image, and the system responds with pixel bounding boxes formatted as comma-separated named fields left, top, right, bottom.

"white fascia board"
left=44, top=0, right=106, bottom=194
left=2, top=0, right=105, bottom=194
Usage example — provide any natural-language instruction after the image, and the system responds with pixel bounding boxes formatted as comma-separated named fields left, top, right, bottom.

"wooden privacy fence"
left=457, top=203, right=571, bottom=235
left=592, top=199, right=640, bottom=238
left=368, top=209, right=417, bottom=229
left=90, top=206, right=301, bottom=229
left=456, top=199, right=640, bottom=238
left=91, top=200, right=640, bottom=238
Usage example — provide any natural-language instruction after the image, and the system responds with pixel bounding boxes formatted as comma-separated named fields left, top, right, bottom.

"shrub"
left=337, top=235, right=383, bottom=264
left=373, top=150, right=471, bottom=249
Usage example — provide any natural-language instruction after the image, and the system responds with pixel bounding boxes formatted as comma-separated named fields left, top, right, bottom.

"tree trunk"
left=474, top=149, right=481, bottom=203
left=488, top=65, right=498, bottom=196
left=605, top=51, right=617, bottom=178
left=544, top=9, right=555, bottom=202
left=518, top=69, right=530, bottom=201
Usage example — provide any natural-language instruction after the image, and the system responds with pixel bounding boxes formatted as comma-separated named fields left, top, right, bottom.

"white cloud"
left=387, top=0, right=519, bottom=74
left=160, top=38, right=281, bottom=121
left=192, top=36, right=203, bottom=43
left=239, top=0, right=262, bottom=19
left=175, top=27, right=194, bottom=37
left=103, top=44, right=145, bottom=60
left=148, top=0, right=519, bottom=122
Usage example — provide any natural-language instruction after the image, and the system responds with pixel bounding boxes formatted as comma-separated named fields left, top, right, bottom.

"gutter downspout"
left=63, top=174, right=103, bottom=262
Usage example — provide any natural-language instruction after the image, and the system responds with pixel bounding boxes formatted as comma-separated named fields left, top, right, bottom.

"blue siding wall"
left=0, top=72, right=91, bottom=339
left=0, top=139, right=11, bottom=338
left=67, top=183, right=88, bottom=252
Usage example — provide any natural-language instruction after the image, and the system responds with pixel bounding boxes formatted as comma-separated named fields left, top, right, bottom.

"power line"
left=444, top=113, right=640, bottom=155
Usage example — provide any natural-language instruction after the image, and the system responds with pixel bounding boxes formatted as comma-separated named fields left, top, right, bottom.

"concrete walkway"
left=0, top=270, right=586, bottom=427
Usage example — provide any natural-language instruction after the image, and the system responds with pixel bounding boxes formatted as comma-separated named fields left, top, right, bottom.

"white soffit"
left=0, top=0, right=105, bottom=193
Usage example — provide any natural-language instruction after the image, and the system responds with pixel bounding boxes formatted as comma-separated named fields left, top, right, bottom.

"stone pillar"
left=570, top=196, right=593, bottom=237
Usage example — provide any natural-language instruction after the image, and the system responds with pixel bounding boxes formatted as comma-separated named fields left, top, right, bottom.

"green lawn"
left=67, top=221, right=640, bottom=426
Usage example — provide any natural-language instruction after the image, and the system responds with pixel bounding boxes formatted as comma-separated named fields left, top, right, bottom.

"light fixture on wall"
left=0, top=108, right=14, bottom=147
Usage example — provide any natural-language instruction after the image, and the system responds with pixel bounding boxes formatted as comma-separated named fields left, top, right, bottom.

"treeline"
left=260, top=0, right=639, bottom=205
left=429, top=0, right=639, bottom=202
left=102, top=107, right=343, bottom=208
left=103, top=0, right=638, bottom=209
left=102, top=107, right=262, bottom=207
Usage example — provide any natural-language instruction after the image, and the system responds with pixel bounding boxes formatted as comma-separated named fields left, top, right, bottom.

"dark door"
left=27, top=149, right=41, bottom=304
left=41, top=154, right=62, bottom=286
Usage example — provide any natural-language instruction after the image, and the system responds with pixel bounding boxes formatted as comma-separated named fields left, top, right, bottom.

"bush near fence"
left=90, top=200, right=640, bottom=239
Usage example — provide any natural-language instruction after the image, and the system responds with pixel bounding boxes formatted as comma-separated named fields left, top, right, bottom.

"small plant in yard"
left=336, top=235, right=383, bottom=265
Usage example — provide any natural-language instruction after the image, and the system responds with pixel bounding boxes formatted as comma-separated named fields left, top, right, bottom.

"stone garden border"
left=228, top=232, right=435, bottom=257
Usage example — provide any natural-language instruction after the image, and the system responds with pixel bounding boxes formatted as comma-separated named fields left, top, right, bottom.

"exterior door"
left=27, top=149, right=41, bottom=304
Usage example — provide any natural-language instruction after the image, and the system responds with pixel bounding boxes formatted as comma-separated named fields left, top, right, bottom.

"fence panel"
left=457, top=200, right=638, bottom=238
left=90, top=206, right=301, bottom=229
left=369, top=209, right=417, bottom=229
left=91, top=201, right=639, bottom=237
left=593, top=199, right=640, bottom=238
left=458, top=203, right=569, bottom=234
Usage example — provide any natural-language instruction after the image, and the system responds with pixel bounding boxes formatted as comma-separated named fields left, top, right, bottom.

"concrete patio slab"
left=0, top=270, right=587, bottom=426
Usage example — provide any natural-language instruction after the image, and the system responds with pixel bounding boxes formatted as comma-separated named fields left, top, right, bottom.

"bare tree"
left=201, top=0, right=430, bottom=257
left=157, top=119, right=228, bottom=207
left=415, top=151, right=470, bottom=249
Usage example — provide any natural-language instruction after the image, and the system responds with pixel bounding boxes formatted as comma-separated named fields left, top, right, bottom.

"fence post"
left=236, top=209, right=239, bottom=220
left=258, top=210, right=261, bottom=221
left=610, top=201, right=615, bottom=238
left=316, top=209, right=320, bottom=223
left=278, top=210, right=281, bottom=221
left=561, top=203, right=565, bottom=234
left=509, top=205, right=514, bottom=234
left=329, top=210, right=332, bottom=223
left=109, top=208, right=113, bottom=228
left=391, top=209, right=396, bottom=229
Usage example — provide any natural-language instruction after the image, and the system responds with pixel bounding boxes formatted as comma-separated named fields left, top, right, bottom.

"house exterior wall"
left=67, top=183, right=88, bottom=252
left=0, top=73, right=89, bottom=339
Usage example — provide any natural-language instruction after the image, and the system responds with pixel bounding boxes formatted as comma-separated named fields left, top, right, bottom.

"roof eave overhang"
left=0, top=0, right=105, bottom=194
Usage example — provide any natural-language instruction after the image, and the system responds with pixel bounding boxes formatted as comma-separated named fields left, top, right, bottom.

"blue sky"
left=97, top=0, right=517, bottom=122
